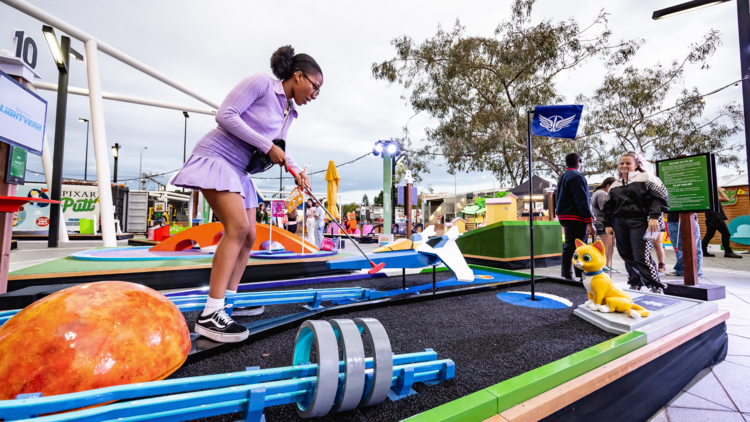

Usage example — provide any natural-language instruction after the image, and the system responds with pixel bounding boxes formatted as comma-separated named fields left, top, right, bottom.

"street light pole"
left=79, top=118, right=89, bottom=180
left=736, top=0, right=750, bottom=177
left=139, top=146, right=148, bottom=190
left=182, top=111, right=189, bottom=163
left=111, top=143, right=120, bottom=183
left=44, top=26, right=70, bottom=248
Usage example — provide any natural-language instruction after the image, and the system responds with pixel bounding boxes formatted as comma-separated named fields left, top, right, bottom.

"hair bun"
left=270, top=45, right=295, bottom=80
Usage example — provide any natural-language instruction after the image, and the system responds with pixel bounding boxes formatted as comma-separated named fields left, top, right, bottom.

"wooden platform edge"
left=485, top=310, right=730, bottom=422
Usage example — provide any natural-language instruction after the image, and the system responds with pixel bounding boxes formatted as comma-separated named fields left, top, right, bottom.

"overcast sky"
left=0, top=0, right=745, bottom=204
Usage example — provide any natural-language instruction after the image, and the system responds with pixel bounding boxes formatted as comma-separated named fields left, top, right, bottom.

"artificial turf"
left=170, top=280, right=615, bottom=422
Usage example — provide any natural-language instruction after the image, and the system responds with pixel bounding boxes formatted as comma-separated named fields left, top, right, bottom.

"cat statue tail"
left=627, top=304, right=649, bottom=319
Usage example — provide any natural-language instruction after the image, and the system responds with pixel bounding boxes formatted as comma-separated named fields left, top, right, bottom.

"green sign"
left=657, top=154, right=713, bottom=212
left=5, top=145, right=27, bottom=184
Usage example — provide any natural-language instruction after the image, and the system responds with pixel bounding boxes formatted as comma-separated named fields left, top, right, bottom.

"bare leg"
left=201, top=189, right=252, bottom=300
left=600, top=233, right=613, bottom=268
left=226, top=209, right=257, bottom=291
left=652, top=233, right=665, bottom=265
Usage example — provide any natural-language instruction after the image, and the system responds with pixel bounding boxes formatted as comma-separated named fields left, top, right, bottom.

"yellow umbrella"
left=325, top=160, right=341, bottom=221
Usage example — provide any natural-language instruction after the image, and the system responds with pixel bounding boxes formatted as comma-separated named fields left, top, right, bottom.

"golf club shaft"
left=286, top=165, right=375, bottom=263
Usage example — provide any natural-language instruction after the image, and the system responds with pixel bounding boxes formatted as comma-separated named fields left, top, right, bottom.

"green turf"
left=407, top=331, right=647, bottom=421
left=9, top=250, right=353, bottom=276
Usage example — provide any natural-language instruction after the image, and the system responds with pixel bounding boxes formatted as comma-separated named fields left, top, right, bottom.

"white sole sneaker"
left=194, top=324, right=249, bottom=343
left=232, top=305, right=265, bottom=317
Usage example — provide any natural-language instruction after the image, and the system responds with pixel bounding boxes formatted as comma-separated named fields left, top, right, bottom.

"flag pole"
left=527, top=109, right=536, bottom=301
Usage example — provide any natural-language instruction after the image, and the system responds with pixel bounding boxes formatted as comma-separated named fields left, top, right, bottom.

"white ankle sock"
left=226, top=289, right=237, bottom=296
left=202, top=296, right=225, bottom=316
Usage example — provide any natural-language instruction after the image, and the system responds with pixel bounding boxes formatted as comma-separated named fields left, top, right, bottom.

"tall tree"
left=577, top=31, right=744, bottom=169
left=373, top=190, right=384, bottom=206
left=372, top=0, right=640, bottom=185
left=362, top=194, right=369, bottom=206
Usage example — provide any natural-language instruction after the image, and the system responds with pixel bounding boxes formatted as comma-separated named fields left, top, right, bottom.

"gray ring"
left=330, top=319, right=366, bottom=412
left=354, top=318, right=393, bottom=406
left=292, top=320, right=339, bottom=418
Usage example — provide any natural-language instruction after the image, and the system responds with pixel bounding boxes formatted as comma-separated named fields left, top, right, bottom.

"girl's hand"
left=295, top=171, right=310, bottom=188
left=268, top=145, right=287, bottom=167
left=648, top=219, right=659, bottom=233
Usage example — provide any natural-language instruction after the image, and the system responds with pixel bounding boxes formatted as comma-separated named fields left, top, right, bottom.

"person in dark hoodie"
left=555, top=153, right=596, bottom=280
left=603, top=151, right=670, bottom=294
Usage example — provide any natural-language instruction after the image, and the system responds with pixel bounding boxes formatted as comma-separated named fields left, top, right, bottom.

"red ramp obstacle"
left=149, top=222, right=318, bottom=253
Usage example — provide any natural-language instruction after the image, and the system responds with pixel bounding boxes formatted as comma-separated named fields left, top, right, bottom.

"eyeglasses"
left=301, top=73, right=320, bottom=96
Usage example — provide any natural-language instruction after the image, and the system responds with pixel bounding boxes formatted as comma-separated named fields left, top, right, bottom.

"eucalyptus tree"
left=372, top=0, right=640, bottom=185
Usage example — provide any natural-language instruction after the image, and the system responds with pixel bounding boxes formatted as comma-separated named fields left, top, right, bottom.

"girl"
left=591, top=177, right=616, bottom=272
left=172, top=46, right=322, bottom=342
left=603, top=152, right=669, bottom=294
left=305, top=199, right=317, bottom=245
left=256, top=202, right=269, bottom=225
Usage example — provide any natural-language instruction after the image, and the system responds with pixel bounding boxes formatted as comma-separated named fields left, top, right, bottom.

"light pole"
left=79, top=118, right=90, bottom=180
left=139, top=146, right=148, bottom=190
left=43, top=25, right=83, bottom=248
left=111, top=143, right=120, bottom=183
left=483, top=175, right=497, bottom=192
left=372, top=141, right=400, bottom=234
left=182, top=111, right=189, bottom=163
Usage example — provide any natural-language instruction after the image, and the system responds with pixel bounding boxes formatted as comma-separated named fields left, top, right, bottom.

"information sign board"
left=655, top=153, right=718, bottom=213
left=5, top=145, right=26, bottom=184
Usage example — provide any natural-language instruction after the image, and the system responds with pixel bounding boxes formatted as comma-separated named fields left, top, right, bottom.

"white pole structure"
left=0, top=0, right=219, bottom=109
left=34, top=82, right=216, bottom=116
left=84, top=40, right=116, bottom=247
left=32, top=82, right=217, bottom=116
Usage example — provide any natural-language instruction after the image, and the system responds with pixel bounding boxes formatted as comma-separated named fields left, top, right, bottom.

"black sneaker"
left=232, top=305, right=265, bottom=317
left=725, top=252, right=743, bottom=259
left=195, top=308, right=249, bottom=343
left=629, top=284, right=642, bottom=291
left=703, top=250, right=715, bottom=257
left=649, top=285, right=667, bottom=295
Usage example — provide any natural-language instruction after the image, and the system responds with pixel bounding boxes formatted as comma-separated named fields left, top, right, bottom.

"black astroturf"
left=169, top=281, right=615, bottom=422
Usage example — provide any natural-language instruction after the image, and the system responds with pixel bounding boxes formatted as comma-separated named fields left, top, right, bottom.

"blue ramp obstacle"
left=0, top=318, right=454, bottom=421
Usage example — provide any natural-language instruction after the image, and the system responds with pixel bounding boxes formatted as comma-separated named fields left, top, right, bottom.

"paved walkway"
left=526, top=250, right=750, bottom=421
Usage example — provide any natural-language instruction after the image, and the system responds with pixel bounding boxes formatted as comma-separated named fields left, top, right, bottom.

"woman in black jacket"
left=603, top=152, right=669, bottom=293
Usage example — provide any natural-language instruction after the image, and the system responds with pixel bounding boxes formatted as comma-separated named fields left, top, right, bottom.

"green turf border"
left=404, top=331, right=646, bottom=422
left=418, top=264, right=531, bottom=279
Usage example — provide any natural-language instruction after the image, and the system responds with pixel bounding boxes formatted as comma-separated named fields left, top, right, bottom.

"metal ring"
left=354, top=318, right=393, bottom=406
left=330, top=319, right=366, bottom=412
left=292, top=320, right=339, bottom=418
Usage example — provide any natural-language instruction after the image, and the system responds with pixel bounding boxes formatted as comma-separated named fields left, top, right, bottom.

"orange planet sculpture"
left=0, top=281, right=191, bottom=400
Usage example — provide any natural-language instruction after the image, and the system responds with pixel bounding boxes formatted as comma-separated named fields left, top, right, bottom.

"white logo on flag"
left=539, top=115, right=576, bottom=133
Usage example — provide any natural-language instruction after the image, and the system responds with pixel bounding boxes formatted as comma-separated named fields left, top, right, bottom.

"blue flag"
left=531, top=105, right=583, bottom=139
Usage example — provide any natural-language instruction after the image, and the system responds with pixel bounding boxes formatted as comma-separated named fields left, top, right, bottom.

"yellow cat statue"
left=573, top=239, right=649, bottom=319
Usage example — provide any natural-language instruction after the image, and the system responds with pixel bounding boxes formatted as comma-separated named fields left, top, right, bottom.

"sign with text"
left=5, top=145, right=26, bottom=184
left=0, top=69, right=46, bottom=155
left=656, top=153, right=718, bottom=213
left=13, top=183, right=100, bottom=232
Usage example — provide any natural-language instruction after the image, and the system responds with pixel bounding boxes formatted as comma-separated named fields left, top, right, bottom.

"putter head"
left=368, top=261, right=386, bottom=274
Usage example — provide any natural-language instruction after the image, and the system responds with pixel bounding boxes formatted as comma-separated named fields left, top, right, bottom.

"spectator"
left=314, top=201, right=326, bottom=247
left=305, top=199, right=317, bottom=245
left=603, top=151, right=669, bottom=294
left=286, top=207, right=298, bottom=234
left=591, top=177, right=617, bottom=272
left=703, top=187, right=742, bottom=259
left=256, top=202, right=269, bottom=225
left=555, top=153, right=596, bottom=280
left=665, top=212, right=703, bottom=278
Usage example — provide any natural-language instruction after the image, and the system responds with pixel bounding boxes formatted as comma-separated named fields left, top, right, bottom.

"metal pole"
left=391, top=156, right=396, bottom=228
left=139, top=147, right=147, bottom=190
left=406, top=181, right=412, bottom=238
left=402, top=268, right=406, bottom=291
left=527, top=110, right=535, bottom=301
left=47, top=36, right=70, bottom=248
left=84, top=120, right=89, bottom=180
left=112, top=143, right=119, bottom=183
left=84, top=39, right=117, bottom=247
left=383, top=151, right=392, bottom=236
left=183, top=112, right=188, bottom=163
left=737, top=0, right=750, bottom=176
left=432, top=266, right=436, bottom=293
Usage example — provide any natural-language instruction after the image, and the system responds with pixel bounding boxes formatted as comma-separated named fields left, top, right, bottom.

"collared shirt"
left=315, top=206, right=326, bottom=228
left=213, top=73, right=302, bottom=172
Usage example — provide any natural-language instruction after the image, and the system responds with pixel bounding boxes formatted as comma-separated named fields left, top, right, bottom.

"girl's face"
left=292, top=71, right=323, bottom=106
left=259, top=203, right=266, bottom=211
left=619, top=156, right=637, bottom=176
left=307, top=200, right=314, bottom=208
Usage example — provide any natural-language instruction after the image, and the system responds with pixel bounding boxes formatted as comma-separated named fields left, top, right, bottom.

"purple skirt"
left=172, top=128, right=259, bottom=209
